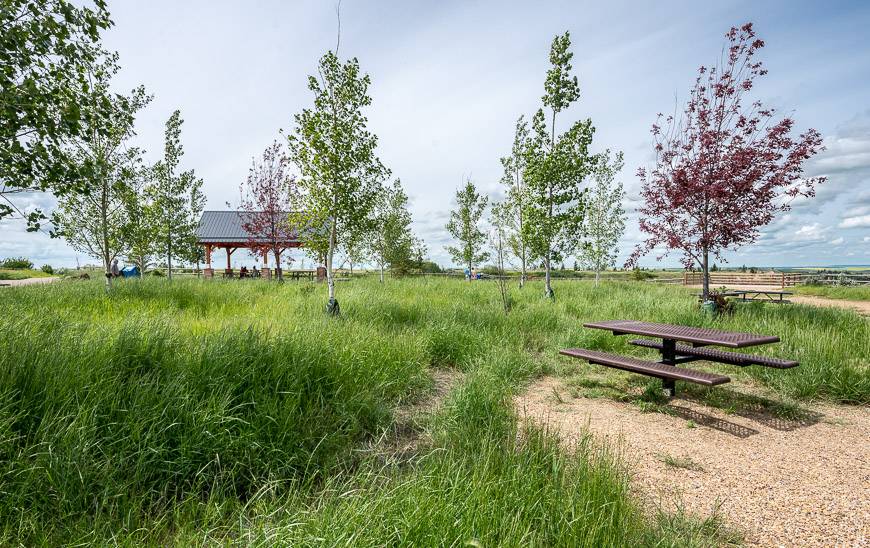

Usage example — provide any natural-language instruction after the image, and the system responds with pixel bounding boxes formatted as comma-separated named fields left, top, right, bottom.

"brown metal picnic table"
left=561, top=320, right=796, bottom=397
left=696, top=290, right=793, bottom=304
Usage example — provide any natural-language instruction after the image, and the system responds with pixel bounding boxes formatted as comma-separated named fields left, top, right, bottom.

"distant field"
left=0, top=268, right=53, bottom=280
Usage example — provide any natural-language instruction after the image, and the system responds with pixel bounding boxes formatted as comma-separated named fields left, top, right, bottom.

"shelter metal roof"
left=196, top=211, right=301, bottom=244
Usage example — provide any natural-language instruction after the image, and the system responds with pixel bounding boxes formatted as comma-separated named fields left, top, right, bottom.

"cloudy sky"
left=3, top=0, right=869, bottom=268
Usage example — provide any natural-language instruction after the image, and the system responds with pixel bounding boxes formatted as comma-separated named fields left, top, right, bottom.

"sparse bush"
left=0, top=257, right=33, bottom=269
left=40, top=264, right=53, bottom=274
left=631, top=267, right=655, bottom=281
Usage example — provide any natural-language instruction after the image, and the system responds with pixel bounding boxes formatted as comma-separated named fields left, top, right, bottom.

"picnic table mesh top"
left=583, top=320, right=780, bottom=348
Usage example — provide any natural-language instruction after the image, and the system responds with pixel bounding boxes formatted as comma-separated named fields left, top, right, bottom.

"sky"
left=3, top=0, right=870, bottom=269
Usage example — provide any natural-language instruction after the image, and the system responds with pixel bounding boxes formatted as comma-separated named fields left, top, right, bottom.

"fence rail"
left=682, top=272, right=804, bottom=287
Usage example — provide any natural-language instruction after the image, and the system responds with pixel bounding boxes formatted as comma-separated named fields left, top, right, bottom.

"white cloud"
left=830, top=237, right=845, bottom=245
left=793, top=223, right=829, bottom=241
left=839, top=215, right=870, bottom=228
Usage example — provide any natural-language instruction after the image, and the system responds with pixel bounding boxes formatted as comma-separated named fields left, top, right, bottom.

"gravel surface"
left=0, top=276, right=59, bottom=287
left=516, top=377, right=870, bottom=547
left=686, top=283, right=870, bottom=316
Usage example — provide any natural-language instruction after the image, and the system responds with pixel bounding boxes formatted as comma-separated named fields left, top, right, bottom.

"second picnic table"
left=561, top=320, right=798, bottom=397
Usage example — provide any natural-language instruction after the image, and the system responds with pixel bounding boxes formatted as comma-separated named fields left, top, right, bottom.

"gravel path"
left=516, top=377, right=870, bottom=547
left=0, top=276, right=59, bottom=287
left=790, top=294, right=870, bottom=316
left=686, top=283, right=870, bottom=316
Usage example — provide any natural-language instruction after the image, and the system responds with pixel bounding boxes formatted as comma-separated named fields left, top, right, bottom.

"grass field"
left=0, top=268, right=53, bottom=280
left=0, top=277, right=866, bottom=544
left=793, top=284, right=870, bottom=301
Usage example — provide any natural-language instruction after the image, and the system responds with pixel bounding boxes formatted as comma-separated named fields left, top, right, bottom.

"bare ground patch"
left=365, top=368, right=464, bottom=463
left=515, top=376, right=870, bottom=547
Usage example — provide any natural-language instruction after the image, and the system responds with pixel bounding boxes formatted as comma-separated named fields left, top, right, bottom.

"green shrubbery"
left=0, top=257, right=33, bottom=269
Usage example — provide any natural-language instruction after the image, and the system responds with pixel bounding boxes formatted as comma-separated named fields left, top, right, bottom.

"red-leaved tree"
left=628, top=23, right=825, bottom=300
left=238, top=141, right=296, bottom=280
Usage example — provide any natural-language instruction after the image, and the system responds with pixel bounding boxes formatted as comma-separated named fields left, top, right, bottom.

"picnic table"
left=697, top=289, right=792, bottom=304
left=561, top=320, right=797, bottom=397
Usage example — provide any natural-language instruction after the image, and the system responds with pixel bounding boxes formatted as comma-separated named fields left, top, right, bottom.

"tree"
left=1, top=0, right=114, bottom=229
left=237, top=141, right=296, bottom=281
left=628, top=23, right=825, bottom=300
left=53, top=60, right=151, bottom=291
left=122, top=163, right=156, bottom=275
left=369, top=179, right=418, bottom=282
left=288, top=51, right=389, bottom=315
left=147, top=111, right=204, bottom=280
left=489, top=201, right=513, bottom=313
left=523, top=32, right=596, bottom=299
left=579, top=150, right=625, bottom=285
left=500, top=116, right=530, bottom=287
left=445, top=179, right=489, bottom=277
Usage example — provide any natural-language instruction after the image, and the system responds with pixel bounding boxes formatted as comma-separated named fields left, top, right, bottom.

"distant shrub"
left=631, top=267, right=655, bottom=281
left=419, top=260, right=442, bottom=273
left=1, top=257, right=33, bottom=269
left=41, top=264, right=54, bottom=274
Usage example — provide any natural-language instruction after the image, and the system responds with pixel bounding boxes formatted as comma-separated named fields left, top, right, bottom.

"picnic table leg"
left=660, top=338, right=677, bottom=397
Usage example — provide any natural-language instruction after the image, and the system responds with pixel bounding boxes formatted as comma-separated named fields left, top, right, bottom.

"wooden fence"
left=682, top=271, right=804, bottom=287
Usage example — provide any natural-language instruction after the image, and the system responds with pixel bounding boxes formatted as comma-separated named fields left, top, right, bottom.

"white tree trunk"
left=327, top=219, right=337, bottom=301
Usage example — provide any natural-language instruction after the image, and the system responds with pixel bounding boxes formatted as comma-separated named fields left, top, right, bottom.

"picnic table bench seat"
left=559, top=348, right=731, bottom=386
left=627, top=339, right=798, bottom=369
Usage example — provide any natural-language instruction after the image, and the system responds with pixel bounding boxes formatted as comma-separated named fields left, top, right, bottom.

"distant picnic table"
left=698, top=289, right=792, bottom=304
left=561, top=320, right=797, bottom=397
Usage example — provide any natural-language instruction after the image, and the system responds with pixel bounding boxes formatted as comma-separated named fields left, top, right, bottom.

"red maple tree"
left=238, top=141, right=296, bottom=280
left=628, top=23, right=825, bottom=299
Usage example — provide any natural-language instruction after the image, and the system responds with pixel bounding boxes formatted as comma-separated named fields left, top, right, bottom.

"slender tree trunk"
left=516, top=166, right=526, bottom=289
left=101, top=182, right=112, bottom=292
left=544, top=108, right=556, bottom=299
left=544, top=252, right=553, bottom=298
left=326, top=217, right=338, bottom=314
left=702, top=247, right=710, bottom=301
left=379, top=263, right=384, bottom=283
left=275, top=248, right=283, bottom=281
left=595, top=269, right=600, bottom=286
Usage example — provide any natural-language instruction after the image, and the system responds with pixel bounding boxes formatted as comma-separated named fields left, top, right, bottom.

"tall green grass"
left=0, top=276, right=863, bottom=544
left=792, top=284, right=870, bottom=301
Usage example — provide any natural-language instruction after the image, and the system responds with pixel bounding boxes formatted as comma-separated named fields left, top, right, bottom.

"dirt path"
left=366, top=368, right=463, bottom=463
left=790, top=294, right=870, bottom=316
left=516, top=377, right=870, bottom=547
left=0, top=276, right=59, bottom=287
left=687, top=283, right=870, bottom=316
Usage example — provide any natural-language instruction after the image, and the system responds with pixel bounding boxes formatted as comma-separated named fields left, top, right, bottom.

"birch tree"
left=121, top=164, right=155, bottom=275
left=1, top=0, right=113, bottom=229
left=489, top=200, right=513, bottom=313
left=53, top=61, right=150, bottom=291
left=369, top=179, right=417, bottom=282
left=523, top=31, right=596, bottom=299
left=580, top=150, right=625, bottom=285
left=500, top=116, right=530, bottom=287
left=446, top=179, right=489, bottom=277
left=147, top=111, right=204, bottom=280
left=288, top=51, right=389, bottom=315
